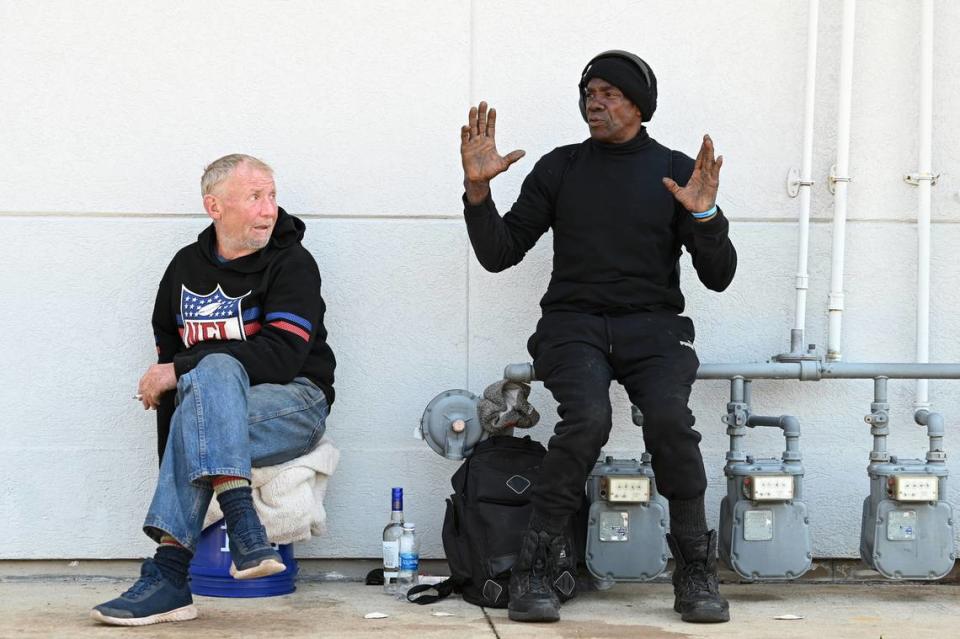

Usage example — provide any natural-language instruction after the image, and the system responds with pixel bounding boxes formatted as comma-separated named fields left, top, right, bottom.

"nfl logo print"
left=179, top=285, right=251, bottom=347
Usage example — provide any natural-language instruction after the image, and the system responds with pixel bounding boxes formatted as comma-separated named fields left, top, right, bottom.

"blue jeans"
left=143, top=354, right=329, bottom=551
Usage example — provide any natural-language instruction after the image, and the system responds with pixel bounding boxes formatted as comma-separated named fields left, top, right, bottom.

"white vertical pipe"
left=791, top=0, right=820, bottom=355
left=826, top=0, right=857, bottom=362
left=915, top=0, right=934, bottom=409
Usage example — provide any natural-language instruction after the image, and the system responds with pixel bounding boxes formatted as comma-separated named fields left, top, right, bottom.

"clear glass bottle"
left=381, top=487, right=404, bottom=594
left=395, top=522, right=420, bottom=600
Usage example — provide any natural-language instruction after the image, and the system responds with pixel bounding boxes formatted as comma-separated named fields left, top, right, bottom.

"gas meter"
left=584, top=405, right=671, bottom=583
left=585, top=454, right=670, bottom=583
left=718, top=385, right=812, bottom=580
left=859, top=395, right=955, bottom=580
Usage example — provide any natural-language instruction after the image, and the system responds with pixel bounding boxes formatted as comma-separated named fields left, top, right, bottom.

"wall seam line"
left=4, top=213, right=960, bottom=225
left=0, top=212, right=468, bottom=221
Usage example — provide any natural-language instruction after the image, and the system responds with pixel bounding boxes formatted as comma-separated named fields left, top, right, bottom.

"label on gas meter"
left=743, top=510, right=774, bottom=541
left=887, top=510, right=918, bottom=541
left=599, top=511, right=629, bottom=542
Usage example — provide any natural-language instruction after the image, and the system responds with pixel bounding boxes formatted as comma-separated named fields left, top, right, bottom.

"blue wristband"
left=691, top=205, right=717, bottom=219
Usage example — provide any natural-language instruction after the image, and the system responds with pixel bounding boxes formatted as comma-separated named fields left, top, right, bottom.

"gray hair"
left=201, top=154, right=273, bottom=197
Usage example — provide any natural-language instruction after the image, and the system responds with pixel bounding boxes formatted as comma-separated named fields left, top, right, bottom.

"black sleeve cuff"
left=173, top=352, right=198, bottom=379
left=691, top=206, right=729, bottom=234
left=462, top=192, right=495, bottom=217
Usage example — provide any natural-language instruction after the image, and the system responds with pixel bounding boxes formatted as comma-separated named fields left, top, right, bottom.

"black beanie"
left=579, top=55, right=657, bottom=122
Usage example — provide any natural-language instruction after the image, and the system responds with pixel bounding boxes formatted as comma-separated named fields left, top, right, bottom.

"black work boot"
left=547, top=531, right=578, bottom=603
left=508, top=529, right=561, bottom=623
left=666, top=530, right=730, bottom=623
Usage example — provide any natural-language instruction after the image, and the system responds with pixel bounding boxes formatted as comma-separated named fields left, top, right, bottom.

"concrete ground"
left=3, top=561, right=957, bottom=638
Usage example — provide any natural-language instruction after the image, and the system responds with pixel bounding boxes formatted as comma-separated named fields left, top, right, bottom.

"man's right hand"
left=138, top=363, right=177, bottom=410
left=460, top=101, right=525, bottom=205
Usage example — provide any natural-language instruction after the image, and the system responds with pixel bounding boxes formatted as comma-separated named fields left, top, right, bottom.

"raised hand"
left=460, top=101, right=525, bottom=204
left=663, top=134, right=723, bottom=217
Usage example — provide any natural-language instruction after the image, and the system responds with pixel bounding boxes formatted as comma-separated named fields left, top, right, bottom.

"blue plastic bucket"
left=188, top=520, right=298, bottom=597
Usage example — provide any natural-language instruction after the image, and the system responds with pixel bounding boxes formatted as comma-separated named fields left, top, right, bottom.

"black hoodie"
left=152, top=207, right=336, bottom=455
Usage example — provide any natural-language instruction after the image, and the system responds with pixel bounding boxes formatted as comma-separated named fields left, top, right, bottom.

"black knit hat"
left=579, top=53, right=658, bottom=122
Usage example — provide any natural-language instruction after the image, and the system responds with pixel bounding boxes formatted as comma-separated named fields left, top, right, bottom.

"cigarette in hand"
left=134, top=394, right=143, bottom=401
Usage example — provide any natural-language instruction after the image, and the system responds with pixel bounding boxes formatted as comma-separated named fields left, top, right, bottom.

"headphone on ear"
left=578, top=50, right=656, bottom=122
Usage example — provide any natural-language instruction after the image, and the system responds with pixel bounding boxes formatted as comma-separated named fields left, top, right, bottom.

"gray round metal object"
left=420, top=389, right=483, bottom=460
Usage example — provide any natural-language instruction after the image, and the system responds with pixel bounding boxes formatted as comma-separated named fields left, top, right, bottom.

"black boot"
left=547, top=530, right=578, bottom=603
left=507, top=529, right=561, bottom=623
left=666, top=530, right=730, bottom=623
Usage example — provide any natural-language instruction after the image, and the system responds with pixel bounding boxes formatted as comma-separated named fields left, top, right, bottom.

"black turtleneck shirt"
left=463, top=128, right=737, bottom=315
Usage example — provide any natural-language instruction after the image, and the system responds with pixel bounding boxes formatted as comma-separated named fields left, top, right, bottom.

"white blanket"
left=203, top=438, right=340, bottom=545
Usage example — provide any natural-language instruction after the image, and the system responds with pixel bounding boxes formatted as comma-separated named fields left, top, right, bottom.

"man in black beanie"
left=458, top=51, right=735, bottom=624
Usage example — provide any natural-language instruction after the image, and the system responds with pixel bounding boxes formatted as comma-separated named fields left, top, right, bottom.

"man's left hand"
left=138, top=363, right=177, bottom=410
left=662, top=134, right=723, bottom=217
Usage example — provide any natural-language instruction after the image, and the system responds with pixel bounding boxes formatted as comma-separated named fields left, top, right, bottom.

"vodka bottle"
left=395, top=522, right=420, bottom=600
left=381, top=487, right=404, bottom=594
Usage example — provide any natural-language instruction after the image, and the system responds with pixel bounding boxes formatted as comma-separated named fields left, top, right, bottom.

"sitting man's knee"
left=560, top=398, right=613, bottom=439
left=584, top=399, right=613, bottom=427
left=639, top=402, right=694, bottom=432
left=194, top=353, right=247, bottom=380
left=176, top=353, right=249, bottom=395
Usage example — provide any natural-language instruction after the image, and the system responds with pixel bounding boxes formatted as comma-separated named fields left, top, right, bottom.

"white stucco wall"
left=2, top=0, right=960, bottom=561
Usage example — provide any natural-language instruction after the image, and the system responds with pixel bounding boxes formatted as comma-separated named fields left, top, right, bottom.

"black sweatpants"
left=527, top=310, right=706, bottom=518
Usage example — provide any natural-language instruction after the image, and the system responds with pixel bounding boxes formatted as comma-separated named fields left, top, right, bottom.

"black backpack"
left=408, top=435, right=585, bottom=607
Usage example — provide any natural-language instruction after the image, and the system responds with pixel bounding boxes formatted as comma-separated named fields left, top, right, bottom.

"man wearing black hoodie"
left=460, top=52, right=736, bottom=624
left=92, top=154, right=336, bottom=626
